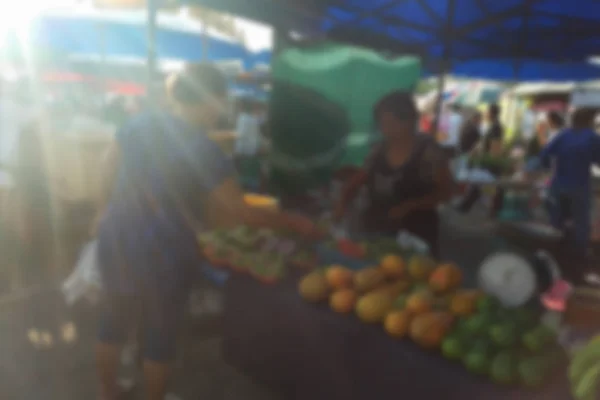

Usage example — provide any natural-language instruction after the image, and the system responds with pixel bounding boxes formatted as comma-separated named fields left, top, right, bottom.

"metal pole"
left=432, top=68, right=447, bottom=136
left=432, top=0, right=456, bottom=135
left=98, top=21, right=108, bottom=103
left=147, top=0, right=158, bottom=100
left=201, top=18, right=209, bottom=61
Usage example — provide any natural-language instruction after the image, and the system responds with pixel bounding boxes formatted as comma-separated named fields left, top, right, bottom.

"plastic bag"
left=62, top=240, right=103, bottom=306
left=396, top=230, right=429, bottom=254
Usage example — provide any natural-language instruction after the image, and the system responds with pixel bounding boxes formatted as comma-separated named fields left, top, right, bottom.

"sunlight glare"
left=0, top=0, right=76, bottom=44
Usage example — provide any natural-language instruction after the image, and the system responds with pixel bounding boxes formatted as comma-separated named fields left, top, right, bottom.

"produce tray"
left=315, top=244, right=374, bottom=271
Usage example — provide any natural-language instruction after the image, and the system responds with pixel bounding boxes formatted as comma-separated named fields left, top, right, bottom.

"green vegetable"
left=491, top=352, right=517, bottom=385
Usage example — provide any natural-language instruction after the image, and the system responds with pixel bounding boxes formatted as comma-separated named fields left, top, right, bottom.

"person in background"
left=546, top=111, right=565, bottom=143
left=0, top=80, right=39, bottom=289
left=482, top=103, right=504, bottom=156
left=520, top=107, right=536, bottom=144
left=594, top=113, right=600, bottom=134
left=458, top=110, right=482, bottom=155
left=334, top=91, right=454, bottom=256
left=526, top=116, right=549, bottom=159
left=529, top=108, right=600, bottom=255
left=235, top=97, right=261, bottom=159
left=456, top=104, right=505, bottom=215
left=94, top=64, right=321, bottom=400
left=439, top=103, right=463, bottom=158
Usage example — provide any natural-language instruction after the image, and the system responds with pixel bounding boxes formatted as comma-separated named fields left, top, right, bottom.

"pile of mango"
left=299, top=254, right=465, bottom=347
left=298, top=253, right=565, bottom=388
left=443, top=297, right=564, bottom=388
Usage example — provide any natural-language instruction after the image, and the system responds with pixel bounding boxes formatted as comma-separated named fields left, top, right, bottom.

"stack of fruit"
left=443, top=297, right=564, bottom=388
left=198, top=226, right=316, bottom=283
left=298, top=254, right=462, bottom=348
left=298, top=253, right=564, bottom=388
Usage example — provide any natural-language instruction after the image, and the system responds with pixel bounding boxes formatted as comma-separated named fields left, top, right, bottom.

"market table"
left=222, top=272, right=572, bottom=400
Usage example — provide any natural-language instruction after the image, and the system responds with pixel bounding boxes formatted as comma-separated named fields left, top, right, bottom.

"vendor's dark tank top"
left=362, top=134, right=440, bottom=254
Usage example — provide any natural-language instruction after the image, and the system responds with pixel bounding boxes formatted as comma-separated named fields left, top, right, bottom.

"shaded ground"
left=0, top=208, right=494, bottom=400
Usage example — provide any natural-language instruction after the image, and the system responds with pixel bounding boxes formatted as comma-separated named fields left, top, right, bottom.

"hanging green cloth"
left=268, top=44, right=421, bottom=195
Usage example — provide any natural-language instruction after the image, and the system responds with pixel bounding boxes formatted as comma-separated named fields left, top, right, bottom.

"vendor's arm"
left=334, top=169, right=368, bottom=221
left=333, top=145, right=381, bottom=221
left=389, top=144, right=454, bottom=219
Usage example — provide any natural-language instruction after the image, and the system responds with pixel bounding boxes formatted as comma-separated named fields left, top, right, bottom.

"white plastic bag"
left=62, top=240, right=103, bottom=306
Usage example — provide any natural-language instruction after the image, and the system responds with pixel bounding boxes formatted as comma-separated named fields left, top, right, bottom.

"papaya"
left=450, top=290, right=483, bottom=317
left=408, top=255, right=436, bottom=281
left=409, top=311, right=455, bottom=349
left=429, top=263, right=463, bottom=293
left=384, top=310, right=412, bottom=339
left=353, top=267, right=386, bottom=293
left=406, top=292, right=434, bottom=315
left=374, top=280, right=412, bottom=297
left=298, top=271, right=330, bottom=303
left=330, top=289, right=357, bottom=314
left=355, top=291, right=394, bottom=323
left=325, top=265, right=354, bottom=290
left=380, top=254, right=405, bottom=279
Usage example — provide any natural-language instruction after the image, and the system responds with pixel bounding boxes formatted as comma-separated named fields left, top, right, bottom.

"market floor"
left=0, top=207, right=495, bottom=400
left=0, top=288, right=283, bottom=400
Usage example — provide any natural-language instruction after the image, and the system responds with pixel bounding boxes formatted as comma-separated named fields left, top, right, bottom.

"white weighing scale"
left=478, top=221, right=563, bottom=307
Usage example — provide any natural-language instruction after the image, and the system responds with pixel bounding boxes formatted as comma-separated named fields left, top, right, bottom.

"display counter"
left=222, top=272, right=572, bottom=400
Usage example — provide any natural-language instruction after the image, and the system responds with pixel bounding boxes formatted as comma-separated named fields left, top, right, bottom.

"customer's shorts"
left=97, top=286, right=189, bottom=363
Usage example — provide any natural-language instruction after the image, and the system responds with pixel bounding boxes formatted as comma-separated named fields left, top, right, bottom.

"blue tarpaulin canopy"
left=183, top=0, right=600, bottom=80
left=433, top=59, right=600, bottom=82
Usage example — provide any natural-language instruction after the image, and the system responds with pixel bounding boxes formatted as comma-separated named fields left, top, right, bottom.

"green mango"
left=454, top=318, right=472, bottom=337
left=442, top=336, right=465, bottom=360
left=491, top=352, right=517, bottom=385
left=464, top=314, right=494, bottom=337
left=489, top=323, right=518, bottom=348
left=470, top=338, right=494, bottom=355
left=522, top=325, right=557, bottom=353
left=513, top=308, right=537, bottom=328
left=464, top=350, right=490, bottom=375
left=518, top=357, right=546, bottom=388
left=477, top=296, right=501, bottom=314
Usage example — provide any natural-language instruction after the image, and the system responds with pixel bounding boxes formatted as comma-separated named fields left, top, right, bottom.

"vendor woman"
left=334, top=91, right=454, bottom=256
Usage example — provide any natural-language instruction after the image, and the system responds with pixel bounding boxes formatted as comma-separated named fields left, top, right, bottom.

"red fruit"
left=337, top=239, right=365, bottom=258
